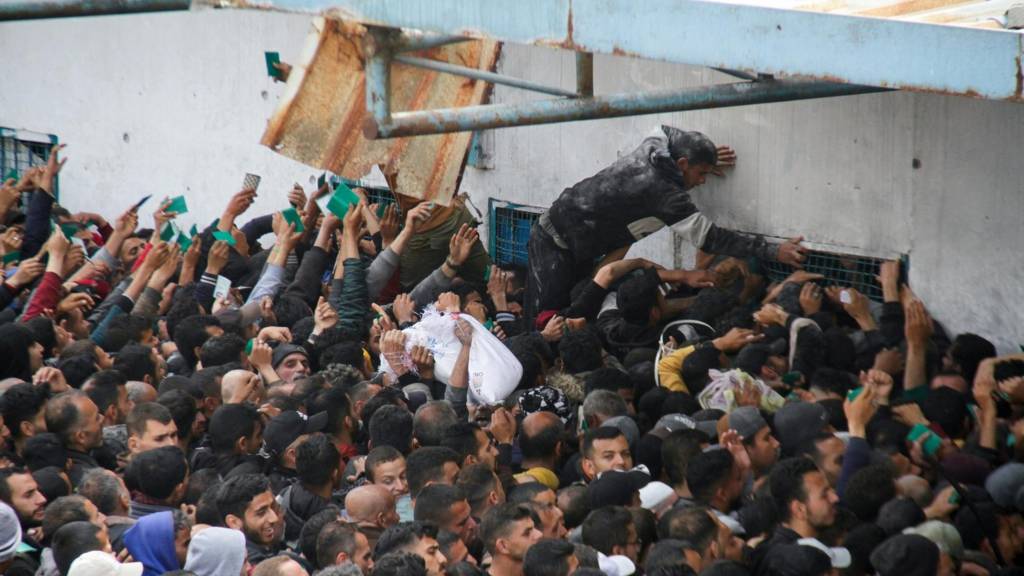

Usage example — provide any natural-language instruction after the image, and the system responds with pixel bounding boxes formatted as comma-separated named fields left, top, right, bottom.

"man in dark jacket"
left=527, top=125, right=807, bottom=320
left=278, top=433, right=342, bottom=548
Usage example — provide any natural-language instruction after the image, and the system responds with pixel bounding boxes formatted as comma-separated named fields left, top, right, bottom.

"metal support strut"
left=0, top=0, right=190, bottom=20
left=364, top=77, right=890, bottom=139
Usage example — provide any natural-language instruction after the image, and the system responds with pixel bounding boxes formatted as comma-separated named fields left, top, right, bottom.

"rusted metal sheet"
left=260, top=17, right=500, bottom=206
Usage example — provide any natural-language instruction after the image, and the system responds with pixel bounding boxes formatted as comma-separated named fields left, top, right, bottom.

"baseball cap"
left=587, top=469, right=650, bottom=508
left=68, top=551, right=144, bottom=576
left=598, top=552, right=636, bottom=576
left=602, top=416, right=640, bottom=451
left=797, top=537, right=852, bottom=569
left=903, top=520, right=964, bottom=560
left=263, top=410, right=328, bottom=456
left=513, top=467, right=560, bottom=491
left=728, top=407, right=768, bottom=442
left=774, top=401, right=829, bottom=452
left=639, top=481, right=677, bottom=515
left=870, top=534, right=939, bottom=576
left=984, top=462, right=1024, bottom=512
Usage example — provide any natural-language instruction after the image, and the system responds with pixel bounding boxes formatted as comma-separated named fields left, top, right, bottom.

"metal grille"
left=489, top=199, right=543, bottom=267
left=760, top=249, right=907, bottom=302
left=0, top=128, right=59, bottom=199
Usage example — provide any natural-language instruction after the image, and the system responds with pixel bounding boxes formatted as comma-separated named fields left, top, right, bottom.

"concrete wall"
left=1, top=10, right=1021, bottom=351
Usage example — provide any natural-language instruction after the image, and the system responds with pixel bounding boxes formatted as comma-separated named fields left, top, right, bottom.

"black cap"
left=764, top=543, right=831, bottom=576
left=586, top=469, right=650, bottom=509
left=870, top=534, right=939, bottom=576
left=264, top=410, right=328, bottom=455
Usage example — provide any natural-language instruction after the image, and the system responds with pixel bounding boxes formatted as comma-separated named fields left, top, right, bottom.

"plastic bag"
left=378, top=306, right=522, bottom=405
left=697, top=369, right=786, bottom=413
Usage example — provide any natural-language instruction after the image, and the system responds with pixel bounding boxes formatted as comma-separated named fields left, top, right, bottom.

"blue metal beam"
left=364, top=79, right=890, bottom=139
left=0, top=0, right=190, bottom=20
left=215, top=0, right=1024, bottom=101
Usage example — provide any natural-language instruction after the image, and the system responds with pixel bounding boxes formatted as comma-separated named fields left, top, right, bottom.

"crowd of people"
left=0, top=128, right=1021, bottom=576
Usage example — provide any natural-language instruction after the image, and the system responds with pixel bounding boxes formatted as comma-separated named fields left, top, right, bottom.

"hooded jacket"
left=123, top=510, right=180, bottom=576
left=184, top=527, right=247, bottom=576
left=545, top=125, right=776, bottom=264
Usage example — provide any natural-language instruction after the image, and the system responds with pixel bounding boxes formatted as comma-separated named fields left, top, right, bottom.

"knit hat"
left=0, top=502, right=21, bottom=562
left=271, top=343, right=308, bottom=369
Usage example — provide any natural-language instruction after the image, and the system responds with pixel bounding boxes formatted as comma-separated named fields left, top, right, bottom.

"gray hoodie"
left=183, top=527, right=246, bottom=576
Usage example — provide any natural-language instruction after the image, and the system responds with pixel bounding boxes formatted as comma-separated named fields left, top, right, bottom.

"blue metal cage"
left=488, top=199, right=543, bottom=267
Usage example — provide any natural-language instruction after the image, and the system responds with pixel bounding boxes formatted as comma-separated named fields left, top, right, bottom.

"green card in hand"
left=177, top=232, right=192, bottom=252
left=190, top=224, right=199, bottom=237
left=59, top=222, right=81, bottom=239
left=265, top=52, right=283, bottom=80
left=4, top=169, right=18, bottom=182
left=165, top=195, right=189, bottom=215
left=3, top=251, right=20, bottom=265
left=159, top=221, right=179, bottom=243
left=281, top=207, right=305, bottom=233
left=212, top=230, right=236, bottom=246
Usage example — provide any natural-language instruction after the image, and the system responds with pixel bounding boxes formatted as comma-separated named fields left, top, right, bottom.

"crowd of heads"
left=0, top=145, right=1022, bottom=576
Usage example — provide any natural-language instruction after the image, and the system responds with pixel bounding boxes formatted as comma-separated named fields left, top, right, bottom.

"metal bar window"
left=488, top=199, right=543, bottom=267
left=759, top=244, right=908, bottom=302
left=0, top=128, right=59, bottom=200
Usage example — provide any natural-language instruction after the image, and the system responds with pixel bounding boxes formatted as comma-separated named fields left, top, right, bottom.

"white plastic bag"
left=378, top=307, right=522, bottom=405
left=696, top=369, right=786, bottom=413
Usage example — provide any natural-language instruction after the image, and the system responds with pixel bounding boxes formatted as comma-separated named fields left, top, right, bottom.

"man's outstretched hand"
left=711, top=145, right=737, bottom=177
left=777, top=236, right=808, bottom=268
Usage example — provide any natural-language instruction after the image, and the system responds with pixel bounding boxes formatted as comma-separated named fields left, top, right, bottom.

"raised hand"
left=904, top=299, right=933, bottom=346
left=0, top=228, right=23, bottom=255
left=437, top=291, right=461, bottom=313
left=205, top=240, right=230, bottom=275
left=8, top=256, right=44, bottom=288
left=411, top=345, right=435, bottom=379
left=454, top=318, right=474, bottom=346
left=313, top=296, right=338, bottom=333
left=540, top=315, right=566, bottom=343
left=447, top=223, right=479, bottom=267
left=36, top=144, right=67, bottom=196
left=223, top=189, right=257, bottom=221
left=799, top=282, right=823, bottom=316
left=287, top=184, right=306, bottom=209
left=710, top=145, right=737, bottom=177
left=392, top=293, right=416, bottom=324
left=753, top=303, right=788, bottom=327
left=777, top=236, right=808, bottom=268
left=379, top=204, right=400, bottom=248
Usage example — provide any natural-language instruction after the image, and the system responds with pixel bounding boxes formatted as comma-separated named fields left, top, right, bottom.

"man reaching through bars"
left=525, top=125, right=808, bottom=320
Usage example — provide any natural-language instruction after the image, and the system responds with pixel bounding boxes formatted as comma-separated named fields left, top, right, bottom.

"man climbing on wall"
left=526, top=125, right=809, bottom=320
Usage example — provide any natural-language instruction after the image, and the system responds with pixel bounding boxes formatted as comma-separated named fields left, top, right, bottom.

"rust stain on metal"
left=565, top=0, right=574, bottom=48
left=260, top=17, right=499, bottom=205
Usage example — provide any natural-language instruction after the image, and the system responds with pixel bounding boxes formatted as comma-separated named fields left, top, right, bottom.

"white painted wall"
left=1, top=10, right=1021, bottom=351
left=0, top=8, right=318, bottom=233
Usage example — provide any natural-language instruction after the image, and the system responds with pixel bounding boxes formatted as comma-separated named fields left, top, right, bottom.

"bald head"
left=345, top=484, right=398, bottom=527
left=896, top=474, right=933, bottom=509
left=221, top=369, right=264, bottom=405
left=414, top=401, right=458, bottom=447
left=522, top=411, right=561, bottom=437
left=126, top=381, right=157, bottom=404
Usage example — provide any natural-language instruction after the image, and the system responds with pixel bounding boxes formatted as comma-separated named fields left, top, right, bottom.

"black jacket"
left=546, top=125, right=776, bottom=263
